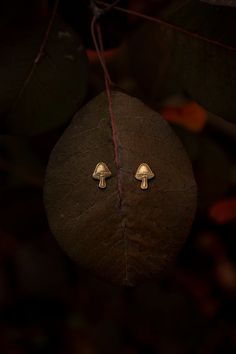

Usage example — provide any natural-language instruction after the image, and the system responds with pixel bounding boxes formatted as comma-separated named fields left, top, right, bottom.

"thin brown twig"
left=34, top=0, right=60, bottom=63
left=91, top=9, right=123, bottom=200
left=11, top=0, right=60, bottom=112
left=96, top=23, right=105, bottom=57
left=90, top=16, right=113, bottom=85
left=96, top=23, right=121, bottom=170
left=96, top=0, right=236, bottom=52
left=95, top=20, right=122, bottom=192
left=94, top=0, right=122, bottom=13
left=95, top=14, right=128, bottom=282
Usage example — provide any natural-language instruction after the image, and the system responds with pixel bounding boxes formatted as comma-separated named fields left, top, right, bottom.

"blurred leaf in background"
left=201, top=0, right=236, bottom=7
left=0, top=0, right=88, bottom=135
left=102, top=0, right=236, bottom=123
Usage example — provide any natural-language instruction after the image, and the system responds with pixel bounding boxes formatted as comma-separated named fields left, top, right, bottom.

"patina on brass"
left=135, top=163, right=155, bottom=190
left=93, top=162, right=112, bottom=189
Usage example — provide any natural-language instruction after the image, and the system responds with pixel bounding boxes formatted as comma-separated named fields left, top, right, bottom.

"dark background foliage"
left=1, top=1, right=236, bottom=354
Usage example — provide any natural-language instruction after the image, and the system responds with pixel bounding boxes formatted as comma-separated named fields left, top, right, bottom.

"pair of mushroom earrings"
left=93, top=162, right=155, bottom=190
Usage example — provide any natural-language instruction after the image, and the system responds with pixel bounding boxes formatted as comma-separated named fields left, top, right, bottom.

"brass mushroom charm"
left=135, top=163, right=155, bottom=190
left=93, top=162, right=112, bottom=189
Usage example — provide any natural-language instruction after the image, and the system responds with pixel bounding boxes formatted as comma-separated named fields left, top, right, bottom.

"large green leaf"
left=0, top=14, right=88, bottom=135
left=115, top=0, right=236, bottom=123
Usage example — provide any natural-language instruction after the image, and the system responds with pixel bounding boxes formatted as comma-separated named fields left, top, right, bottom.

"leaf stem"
left=90, top=17, right=113, bottom=85
left=93, top=19, right=123, bottom=201
left=90, top=9, right=129, bottom=283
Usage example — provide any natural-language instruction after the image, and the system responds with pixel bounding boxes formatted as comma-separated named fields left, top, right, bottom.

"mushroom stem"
left=141, top=176, right=148, bottom=190
left=99, top=175, right=106, bottom=189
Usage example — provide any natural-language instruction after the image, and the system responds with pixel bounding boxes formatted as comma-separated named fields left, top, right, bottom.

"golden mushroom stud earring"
left=93, top=162, right=112, bottom=189
left=135, top=163, right=155, bottom=190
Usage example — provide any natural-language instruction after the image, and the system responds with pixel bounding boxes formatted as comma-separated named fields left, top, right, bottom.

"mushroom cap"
left=93, top=162, right=112, bottom=179
left=135, top=163, right=155, bottom=180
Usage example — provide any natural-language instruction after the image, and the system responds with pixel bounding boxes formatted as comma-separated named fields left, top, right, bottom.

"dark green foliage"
left=0, top=14, right=88, bottom=134
left=111, top=0, right=236, bottom=123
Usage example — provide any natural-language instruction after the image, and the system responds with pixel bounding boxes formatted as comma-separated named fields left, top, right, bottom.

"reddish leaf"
left=161, top=102, right=207, bottom=132
left=87, top=49, right=119, bottom=64
left=209, top=198, right=236, bottom=224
